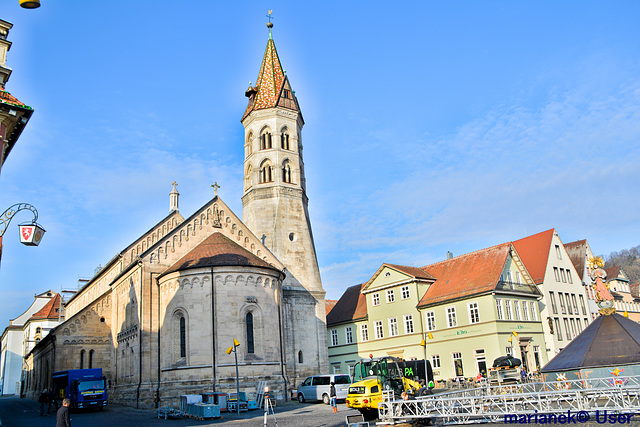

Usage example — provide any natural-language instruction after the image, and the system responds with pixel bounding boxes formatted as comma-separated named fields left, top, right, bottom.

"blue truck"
left=52, top=369, right=108, bottom=410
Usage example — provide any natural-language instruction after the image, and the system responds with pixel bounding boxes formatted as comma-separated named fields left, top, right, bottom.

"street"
left=0, top=396, right=363, bottom=427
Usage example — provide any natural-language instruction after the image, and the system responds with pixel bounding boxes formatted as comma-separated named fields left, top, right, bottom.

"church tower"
left=241, top=23, right=323, bottom=295
left=241, top=22, right=328, bottom=380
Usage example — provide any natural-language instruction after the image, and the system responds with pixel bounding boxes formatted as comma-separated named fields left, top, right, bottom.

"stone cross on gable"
left=211, top=182, right=220, bottom=196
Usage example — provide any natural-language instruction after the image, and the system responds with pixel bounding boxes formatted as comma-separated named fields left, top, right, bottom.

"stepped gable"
left=512, top=229, right=555, bottom=284
left=418, top=243, right=511, bottom=307
left=30, top=293, right=60, bottom=320
left=564, top=239, right=588, bottom=281
left=162, top=231, right=278, bottom=275
left=327, top=284, right=367, bottom=326
left=542, top=313, right=640, bottom=372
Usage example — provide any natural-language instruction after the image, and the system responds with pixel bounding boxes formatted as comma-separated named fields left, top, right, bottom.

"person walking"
left=56, top=398, right=71, bottom=427
left=38, top=389, right=49, bottom=416
left=329, top=381, right=337, bottom=413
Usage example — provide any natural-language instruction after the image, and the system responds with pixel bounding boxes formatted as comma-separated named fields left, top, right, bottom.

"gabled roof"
left=161, top=232, right=279, bottom=276
left=67, top=210, right=184, bottom=305
left=417, top=243, right=512, bottom=307
left=30, top=293, right=61, bottom=320
left=325, top=300, right=338, bottom=316
left=512, top=229, right=555, bottom=284
left=385, top=264, right=436, bottom=281
left=564, top=239, right=588, bottom=281
left=542, top=313, right=640, bottom=372
left=361, top=263, right=435, bottom=294
left=242, top=30, right=301, bottom=122
left=605, top=266, right=627, bottom=283
left=327, top=284, right=367, bottom=326
left=0, top=88, right=31, bottom=109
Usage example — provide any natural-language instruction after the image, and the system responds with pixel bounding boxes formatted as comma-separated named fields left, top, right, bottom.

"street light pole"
left=226, top=338, right=241, bottom=415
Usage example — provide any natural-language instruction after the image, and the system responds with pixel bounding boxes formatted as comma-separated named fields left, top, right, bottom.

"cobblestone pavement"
left=2, top=396, right=640, bottom=426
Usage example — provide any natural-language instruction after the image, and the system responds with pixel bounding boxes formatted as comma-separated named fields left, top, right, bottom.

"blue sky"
left=1, top=1, right=639, bottom=320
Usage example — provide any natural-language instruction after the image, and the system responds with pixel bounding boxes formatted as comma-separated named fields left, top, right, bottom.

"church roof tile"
left=242, top=29, right=300, bottom=121
left=163, top=232, right=277, bottom=275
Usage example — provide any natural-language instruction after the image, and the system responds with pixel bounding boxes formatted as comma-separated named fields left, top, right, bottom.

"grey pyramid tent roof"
left=541, top=313, right=640, bottom=372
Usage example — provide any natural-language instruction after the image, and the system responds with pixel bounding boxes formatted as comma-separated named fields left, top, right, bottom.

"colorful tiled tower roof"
left=242, top=24, right=301, bottom=122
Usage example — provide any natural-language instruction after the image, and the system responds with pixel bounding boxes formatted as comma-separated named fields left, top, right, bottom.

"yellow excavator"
left=346, top=356, right=433, bottom=419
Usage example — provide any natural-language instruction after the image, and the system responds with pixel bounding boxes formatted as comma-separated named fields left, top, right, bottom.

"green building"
left=327, top=242, right=549, bottom=381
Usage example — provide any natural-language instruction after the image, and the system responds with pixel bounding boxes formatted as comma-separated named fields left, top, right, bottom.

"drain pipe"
left=136, top=262, right=143, bottom=409
left=277, top=276, right=287, bottom=399
left=211, top=266, right=216, bottom=392
left=156, top=273, right=161, bottom=407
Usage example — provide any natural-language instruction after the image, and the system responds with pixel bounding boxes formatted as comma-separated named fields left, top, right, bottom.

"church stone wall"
left=156, top=265, right=288, bottom=406
left=283, top=288, right=329, bottom=390
left=23, top=291, right=114, bottom=400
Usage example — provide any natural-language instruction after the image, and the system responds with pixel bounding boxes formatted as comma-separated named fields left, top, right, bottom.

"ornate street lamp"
left=0, top=203, right=45, bottom=269
left=226, top=338, right=241, bottom=415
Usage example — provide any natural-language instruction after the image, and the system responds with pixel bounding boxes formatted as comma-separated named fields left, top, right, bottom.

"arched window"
left=80, top=349, right=85, bottom=369
left=246, top=131, right=253, bottom=157
left=89, top=349, right=95, bottom=369
left=246, top=312, right=255, bottom=354
left=259, top=160, right=273, bottom=183
left=280, top=129, right=290, bottom=150
left=298, top=350, right=303, bottom=364
left=245, top=165, right=253, bottom=190
left=260, top=129, right=272, bottom=150
left=282, top=161, right=292, bottom=184
left=179, top=316, right=187, bottom=358
left=35, top=327, right=41, bottom=334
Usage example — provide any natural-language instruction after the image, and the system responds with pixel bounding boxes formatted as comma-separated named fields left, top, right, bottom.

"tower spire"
left=169, top=181, right=179, bottom=212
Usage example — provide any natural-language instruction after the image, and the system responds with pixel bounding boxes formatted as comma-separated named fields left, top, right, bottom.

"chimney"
left=446, top=251, right=453, bottom=260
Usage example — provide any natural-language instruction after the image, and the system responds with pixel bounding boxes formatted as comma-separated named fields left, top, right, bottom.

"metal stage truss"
left=378, top=375, right=640, bottom=424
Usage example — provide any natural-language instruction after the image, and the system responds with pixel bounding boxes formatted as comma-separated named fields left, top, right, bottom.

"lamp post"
left=226, top=338, right=241, bottom=415
left=420, top=332, right=433, bottom=386
left=0, top=203, right=45, bottom=271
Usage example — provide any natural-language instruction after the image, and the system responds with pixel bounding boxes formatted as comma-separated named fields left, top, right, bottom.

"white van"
left=297, top=374, right=351, bottom=404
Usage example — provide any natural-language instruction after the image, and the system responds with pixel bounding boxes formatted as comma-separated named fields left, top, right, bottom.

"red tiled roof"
left=242, top=32, right=300, bottom=121
left=30, top=293, right=61, bottom=320
left=417, top=243, right=511, bottom=307
left=512, top=229, right=555, bottom=284
left=325, top=300, right=338, bottom=316
left=162, top=232, right=279, bottom=275
left=630, top=284, right=640, bottom=300
left=327, top=284, right=367, bottom=326
left=564, top=239, right=588, bottom=281
left=0, top=89, right=31, bottom=109
left=385, top=264, right=436, bottom=281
